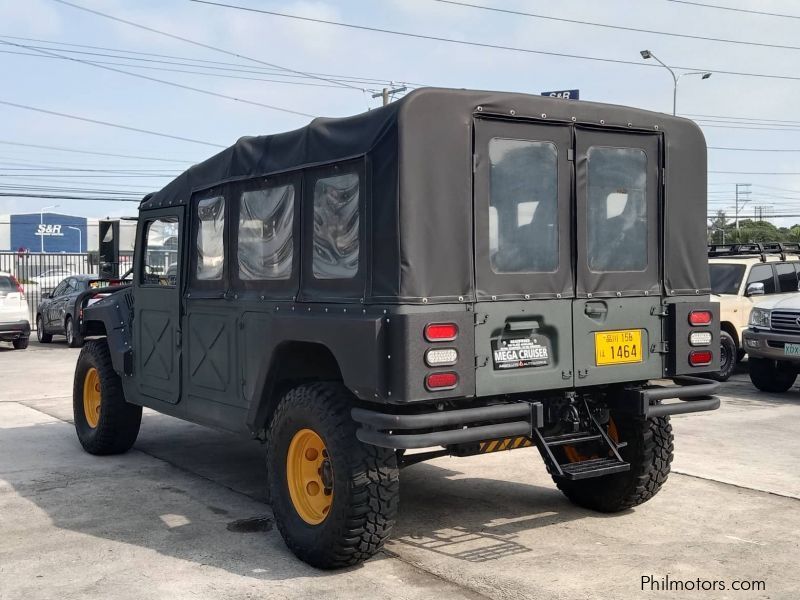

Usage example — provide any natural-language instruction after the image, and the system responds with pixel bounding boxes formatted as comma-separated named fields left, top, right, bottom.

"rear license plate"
left=595, top=329, right=643, bottom=366
left=785, top=343, right=800, bottom=356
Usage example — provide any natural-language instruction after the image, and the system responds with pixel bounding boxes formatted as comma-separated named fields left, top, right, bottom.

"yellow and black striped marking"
left=478, top=436, right=533, bottom=454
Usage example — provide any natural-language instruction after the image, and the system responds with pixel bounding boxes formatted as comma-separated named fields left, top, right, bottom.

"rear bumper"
left=0, top=319, right=31, bottom=340
left=352, top=376, right=720, bottom=449
left=742, top=328, right=800, bottom=362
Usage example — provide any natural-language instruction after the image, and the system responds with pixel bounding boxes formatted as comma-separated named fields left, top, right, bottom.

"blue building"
left=1, top=213, right=88, bottom=253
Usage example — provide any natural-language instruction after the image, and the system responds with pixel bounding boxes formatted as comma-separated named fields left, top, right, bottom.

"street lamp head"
left=640, top=50, right=652, bottom=59
left=701, top=72, right=712, bottom=79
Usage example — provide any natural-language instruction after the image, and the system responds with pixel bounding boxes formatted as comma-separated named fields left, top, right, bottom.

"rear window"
left=0, top=276, right=14, bottom=292
left=776, top=262, right=799, bottom=293
left=488, top=138, right=558, bottom=273
left=586, top=147, right=648, bottom=272
left=709, top=263, right=745, bottom=295
left=312, top=173, right=360, bottom=280
left=238, top=183, right=294, bottom=280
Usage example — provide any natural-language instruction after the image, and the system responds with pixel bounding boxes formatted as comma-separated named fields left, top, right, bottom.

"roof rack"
left=708, top=242, right=800, bottom=261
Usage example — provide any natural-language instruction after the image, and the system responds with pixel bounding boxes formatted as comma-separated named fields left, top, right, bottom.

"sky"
left=1, top=0, right=799, bottom=226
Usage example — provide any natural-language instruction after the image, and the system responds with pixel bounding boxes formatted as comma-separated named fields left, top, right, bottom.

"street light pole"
left=640, top=50, right=711, bottom=115
left=39, top=204, right=59, bottom=253
left=67, top=226, right=82, bottom=253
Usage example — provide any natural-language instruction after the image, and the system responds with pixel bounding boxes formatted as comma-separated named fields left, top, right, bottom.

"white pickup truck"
left=742, top=293, right=800, bottom=393
left=0, top=272, right=31, bottom=350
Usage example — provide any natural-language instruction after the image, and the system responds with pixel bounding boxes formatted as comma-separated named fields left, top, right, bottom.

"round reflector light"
left=424, top=323, right=458, bottom=342
left=425, top=372, right=458, bottom=391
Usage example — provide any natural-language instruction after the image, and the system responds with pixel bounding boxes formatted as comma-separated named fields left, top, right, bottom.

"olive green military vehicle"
left=74, top=88, right=720, bottom=569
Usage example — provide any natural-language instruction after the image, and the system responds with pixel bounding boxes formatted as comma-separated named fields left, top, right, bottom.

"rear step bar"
left=351, top=376, right=720, bottom=451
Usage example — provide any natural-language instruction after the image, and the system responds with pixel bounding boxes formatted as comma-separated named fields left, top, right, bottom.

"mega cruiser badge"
left=492, top=335, right=551, bottom=370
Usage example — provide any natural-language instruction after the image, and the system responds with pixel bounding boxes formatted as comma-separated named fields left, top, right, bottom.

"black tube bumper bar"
left=352, top=376, right=720, bottom=450
left=616, top=376, right=721, bottom=418
left=352, top=403, right=543, bottom=450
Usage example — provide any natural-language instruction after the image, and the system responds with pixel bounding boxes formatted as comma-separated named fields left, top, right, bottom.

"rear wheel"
left=554, top=412, right=673, bottom=512
left=12, top=336, right=29, bottom=350
left=267, top=382, right=399, bottom=569
left=709, top=331, right=737, bottom=382
left=73, top=340, right=141, bottom=455
left=65, top=316, right=82, bottom=348
left=749, top=357, right=797, bottom=393
left=36, top=316, right=52, bottom=343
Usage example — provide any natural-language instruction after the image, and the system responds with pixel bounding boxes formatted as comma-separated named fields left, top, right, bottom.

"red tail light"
left=688, top=311, right=712, bottom=326
left=425, top=372, right=458, bottom=391
left=424, top=322, right=458, bottom=342
left=689, top=350, right=713, bottom=367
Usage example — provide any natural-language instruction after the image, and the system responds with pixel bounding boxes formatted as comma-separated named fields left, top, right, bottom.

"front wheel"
left=749, top=357, right=797, bottom=393
left=73, top=340, right=142, bottom=455
left=709, top=331, right=737, bottom=382
left=267, top=382, right=399, bottom=569
left=554, top=413, right=674, bottom=512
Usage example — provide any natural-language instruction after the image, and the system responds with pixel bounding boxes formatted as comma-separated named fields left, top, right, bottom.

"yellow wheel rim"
left=564, top=418, right=620, bottom=463
left=286, top=428, right=333, bottom=525
left=83, top=367, right=101, bottom=429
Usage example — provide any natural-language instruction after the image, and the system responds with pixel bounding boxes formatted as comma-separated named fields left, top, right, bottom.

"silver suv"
left=742, top=293, right=800, bottom=393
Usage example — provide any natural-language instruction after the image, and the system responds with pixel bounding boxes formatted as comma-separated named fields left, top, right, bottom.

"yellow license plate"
left=595, top=329, right=643, bottom=366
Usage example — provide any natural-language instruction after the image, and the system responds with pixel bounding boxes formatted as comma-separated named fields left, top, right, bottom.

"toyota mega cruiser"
left=743, top=292, right=800, bottom=393
left=708, top=243, right=800, bottom=380
left=73, top=88, right=720, bottom=569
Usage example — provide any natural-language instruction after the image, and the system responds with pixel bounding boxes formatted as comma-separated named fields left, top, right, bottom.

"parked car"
left=36, top=275, right=124, bottom=347
left=30, top=268, right=79, bottom=291
left=708, top=243, right=800, bottom=380
left=0, top=272, right=30, bottom=349
left=75, top=88, right=720, bottom=569
left=742, top=292, right=800, bottom=393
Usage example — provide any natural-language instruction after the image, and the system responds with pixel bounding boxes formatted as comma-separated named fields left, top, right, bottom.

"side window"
left=776, top=262, right=799, bottom=293
left=142, top=217, right=180, bottom=286
left=52, top=280, right=68, bottom=297
left=312, top=173, right=359, bottom=279
left=195, top=195, right=225, bottom=281
left=238, top=183, right=294, bottom=280
left=747, top=264, right=776, bottom=294
left=586, top=147, right=648, bottom=272
left=488, top=138, right=558, bottom=273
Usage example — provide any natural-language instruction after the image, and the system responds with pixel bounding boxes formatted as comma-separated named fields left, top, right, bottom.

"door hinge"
left=561, top=369, right=573, bottom=380
left=474, top=313, right=488, bottom=325
left=473, top=155, right=478, bottom=173
left=176, top=330, right=182, bottom=348
left=567, top=148, right=574, bottom=162
left=651, top=341, right=669, bottom=354
left=577, top=369, right=589, bottom=379
left=650, top=305, right=669, bottom=317
left=475, top=355, right=489, bottom=368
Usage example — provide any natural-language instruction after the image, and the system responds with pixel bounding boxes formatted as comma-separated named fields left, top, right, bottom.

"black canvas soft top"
left=141, top=87, right=709, bottom=303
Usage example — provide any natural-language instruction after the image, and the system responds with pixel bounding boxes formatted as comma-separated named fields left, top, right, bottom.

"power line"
left=50, top=0, right=365, bottom=92
left=0, top=99, right=225, bottom=148
left=709, top=146, right=800, bottom=152
left=684, top=113, right=800, bottom=126
left=0, top=39, right=316, bottom=118
left=709, top=171, right=800, bottom=175
left=432, top=0, right=800, bottom=52
left=191, top=0, right=800, bottom=83
left=664, top=0, right=800, bottom=20
left=0, top=139, right=197, bottom=163
left=0, top=192, right=138, bottom=202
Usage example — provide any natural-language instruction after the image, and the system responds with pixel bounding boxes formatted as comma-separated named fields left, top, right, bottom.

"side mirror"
left=746, top=282, right=765, bottom=296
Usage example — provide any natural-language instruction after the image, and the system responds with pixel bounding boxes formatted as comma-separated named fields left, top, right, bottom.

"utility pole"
left=372, top=84, right=407, bottom=106
left=734, top=183, right=751, bottom=231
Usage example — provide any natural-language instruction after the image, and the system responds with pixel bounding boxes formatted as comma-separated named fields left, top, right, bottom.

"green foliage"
left=708, top=211, right=800, bottom=244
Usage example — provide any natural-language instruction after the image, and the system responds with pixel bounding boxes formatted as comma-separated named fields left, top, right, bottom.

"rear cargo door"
left=572, top=128, right=664, bottom=386
left=473, top=119, right=575, bottom=395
